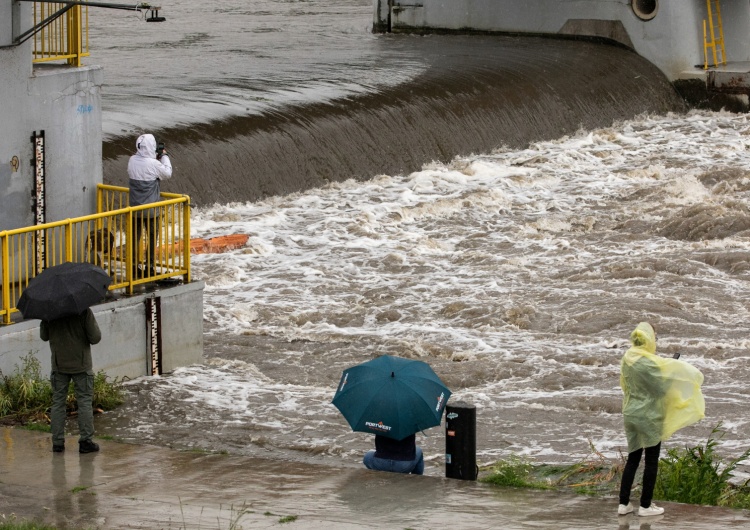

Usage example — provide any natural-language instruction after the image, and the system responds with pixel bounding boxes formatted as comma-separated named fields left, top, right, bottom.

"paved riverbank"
left=1, top=427, right=749, bottom=529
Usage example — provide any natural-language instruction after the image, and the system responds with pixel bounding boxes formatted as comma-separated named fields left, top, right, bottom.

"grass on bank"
left=0, top=352, right=124, bottom=425
left=0, top=513, right=61, bottom=530
left=480, top=424, right=750, bottom=510
left=0, top=522, right=57, bottom=530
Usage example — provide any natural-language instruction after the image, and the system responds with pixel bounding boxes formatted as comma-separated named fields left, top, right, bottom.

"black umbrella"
left=17, top=262, right=112, bottom=321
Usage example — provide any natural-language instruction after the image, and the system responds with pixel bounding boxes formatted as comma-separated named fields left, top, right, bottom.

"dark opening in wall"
left=632, top=0, right=658, bottom=21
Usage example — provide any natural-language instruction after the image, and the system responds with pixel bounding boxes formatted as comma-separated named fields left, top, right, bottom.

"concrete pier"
left=0, top=281, right=204, bottom=380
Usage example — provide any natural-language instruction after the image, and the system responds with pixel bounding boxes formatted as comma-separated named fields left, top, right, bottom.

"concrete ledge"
left=0, top=281, right=205, bottom=379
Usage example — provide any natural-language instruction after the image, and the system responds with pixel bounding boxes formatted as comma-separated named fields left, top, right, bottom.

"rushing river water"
left=87, top=1, right=750, bottom=474
left=98, top=110, right=750, bottom=473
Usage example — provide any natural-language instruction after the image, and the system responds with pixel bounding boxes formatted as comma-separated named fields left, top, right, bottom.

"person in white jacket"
left=127, top=133, right=172, bottom=278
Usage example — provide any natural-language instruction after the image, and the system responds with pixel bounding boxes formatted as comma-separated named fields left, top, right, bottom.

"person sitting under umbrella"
left=364, top=433, right=424, bottom=475
left=332, top=356, right=450, bottom=476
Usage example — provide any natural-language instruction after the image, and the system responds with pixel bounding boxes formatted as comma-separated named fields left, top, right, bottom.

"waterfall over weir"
left=102, top=35, right=686, bottom=206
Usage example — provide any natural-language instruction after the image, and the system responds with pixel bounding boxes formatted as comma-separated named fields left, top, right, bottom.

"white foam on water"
left=107, top=110, right=750, bottom=467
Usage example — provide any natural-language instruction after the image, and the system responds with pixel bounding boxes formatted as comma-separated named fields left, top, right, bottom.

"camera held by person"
left=156, top=141, right=167, bottom=160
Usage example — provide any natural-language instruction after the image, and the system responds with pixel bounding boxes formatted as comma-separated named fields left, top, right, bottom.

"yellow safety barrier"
left=0, top=184, right=191, bottom=325
left=32, top=1, right=90, bottom=66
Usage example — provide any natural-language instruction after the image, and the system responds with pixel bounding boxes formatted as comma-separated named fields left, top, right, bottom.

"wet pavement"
left=1, top=428, right=749, bottom=529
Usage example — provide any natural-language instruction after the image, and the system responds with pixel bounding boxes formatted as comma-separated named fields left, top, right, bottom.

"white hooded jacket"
left=127, top=133, right=172, bottom=214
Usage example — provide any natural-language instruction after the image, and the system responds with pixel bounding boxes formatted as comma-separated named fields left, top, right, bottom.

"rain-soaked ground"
left=94, top=111, right=750, bottom=482
left=2, top=428, right=749, bottom=529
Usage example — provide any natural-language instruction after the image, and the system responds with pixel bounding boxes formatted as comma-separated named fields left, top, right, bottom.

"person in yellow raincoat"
left=617, top=322, right=705, bottom=517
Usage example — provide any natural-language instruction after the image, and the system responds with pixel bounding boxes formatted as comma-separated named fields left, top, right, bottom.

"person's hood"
left=629, top=322, right=656, bottom=355
left=135, top=134, right=157, bottom=159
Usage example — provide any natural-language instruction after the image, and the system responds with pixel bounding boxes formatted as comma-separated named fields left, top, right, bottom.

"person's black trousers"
left=619, top=442, right=661, bottom=507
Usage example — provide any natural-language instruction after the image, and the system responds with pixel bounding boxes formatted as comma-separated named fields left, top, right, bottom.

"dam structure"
left=373, top=0, right=750, bottom=104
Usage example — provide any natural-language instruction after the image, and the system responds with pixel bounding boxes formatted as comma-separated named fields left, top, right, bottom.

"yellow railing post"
left=183, top=197, right=191, bottom=283
left=65, top=219, right=73, bottom=264
left=715, top=0, right=726, bottom=66
left=703, top=20, right=709, bottom=70
left=2, top=233, right=11, bottom=325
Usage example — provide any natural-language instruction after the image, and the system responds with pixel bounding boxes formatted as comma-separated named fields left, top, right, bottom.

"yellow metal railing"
left=704, top=0, right=727, bottom=69
left=32, top=1, right=89, bottom=66
left=0, top=184, right=191, bottom=324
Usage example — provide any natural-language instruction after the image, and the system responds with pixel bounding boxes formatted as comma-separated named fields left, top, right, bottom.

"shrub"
left=654, top=423, right=750, bottom=506
left=0, top=352, right=123, bottom=423
left=0, top=353, right=52, bottom=419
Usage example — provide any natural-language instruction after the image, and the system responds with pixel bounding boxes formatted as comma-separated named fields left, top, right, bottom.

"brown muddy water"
left=82, top=0, right=750, bottom=481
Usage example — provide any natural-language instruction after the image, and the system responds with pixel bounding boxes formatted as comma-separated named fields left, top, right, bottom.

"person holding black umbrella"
left=41, top=308, right=102, bottom=454
left=18, top=261, right=112, bottom=454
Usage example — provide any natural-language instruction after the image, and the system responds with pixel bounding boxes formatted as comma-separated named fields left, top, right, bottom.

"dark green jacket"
left=40, top=309, right=101, bottom=374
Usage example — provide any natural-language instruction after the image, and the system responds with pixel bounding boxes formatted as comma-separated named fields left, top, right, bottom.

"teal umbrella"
left=332, top=355, right=451, bottom=441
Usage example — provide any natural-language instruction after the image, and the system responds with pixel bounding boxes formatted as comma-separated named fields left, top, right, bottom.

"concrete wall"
left=0, top=2, right=103, bottom=232
left=0, top=5, right=206, bottom=382
left=374, top=0, right=750, bottom=83
left=0, top=281, right=205, bottom=380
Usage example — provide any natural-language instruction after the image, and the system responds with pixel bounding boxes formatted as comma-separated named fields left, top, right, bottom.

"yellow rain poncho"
left=621, top=322, right=705, bottom=453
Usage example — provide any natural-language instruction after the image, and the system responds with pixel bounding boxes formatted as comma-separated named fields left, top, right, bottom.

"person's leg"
left=364, top=453, right=400, bottom=472
left=363, top=450, right=377, bottom=470
left=131, top=215, right=144, bottom=275
left=619, top=448, right=643, bottom=505
left=411, top=447, right=424, bottom=475
left=151, top=215, right=160, bottom=273
left=640, top=443, right=661, bottom=508
left=50, top=372, right=71, bottom=449
left=72, top=372, right=95, bottom=443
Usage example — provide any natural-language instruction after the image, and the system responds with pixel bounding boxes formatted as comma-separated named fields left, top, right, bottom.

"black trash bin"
left=445, top=400, right=477, bottom=480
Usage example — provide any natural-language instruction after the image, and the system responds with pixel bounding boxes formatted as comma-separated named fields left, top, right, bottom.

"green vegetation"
left=0, top=353, right=52, bottom=420
left=482, top=442, right=620, bottom=495
left=0, top=516, right=57, bottom=530
left=20, top=422, right=50, bottom=433
left=654, top=424, right=750, bottom=508
left=482, top=454, right=551, bottom=489
left=481, top=426, right=750, bottom=510
left=0, top=352, right=124, bottom=424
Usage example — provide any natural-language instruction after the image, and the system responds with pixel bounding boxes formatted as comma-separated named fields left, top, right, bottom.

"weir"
left=103, top=35, right=687, bottom=206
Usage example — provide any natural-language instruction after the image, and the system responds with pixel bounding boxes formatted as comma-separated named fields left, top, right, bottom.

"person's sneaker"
left=52, top=444, right=65, bottom=453
left=617, top=503, right=634, bottom=515
left=79, top=440, right=100, bottom=454
left=638, top=503, right=664, bottom=516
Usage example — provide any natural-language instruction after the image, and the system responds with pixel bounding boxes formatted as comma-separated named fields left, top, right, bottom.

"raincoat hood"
left=620, top=322, right=705, bottom=452
left=629, top=322, right=656, bottom=354
left=135, top=134, right=157, bottom=159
